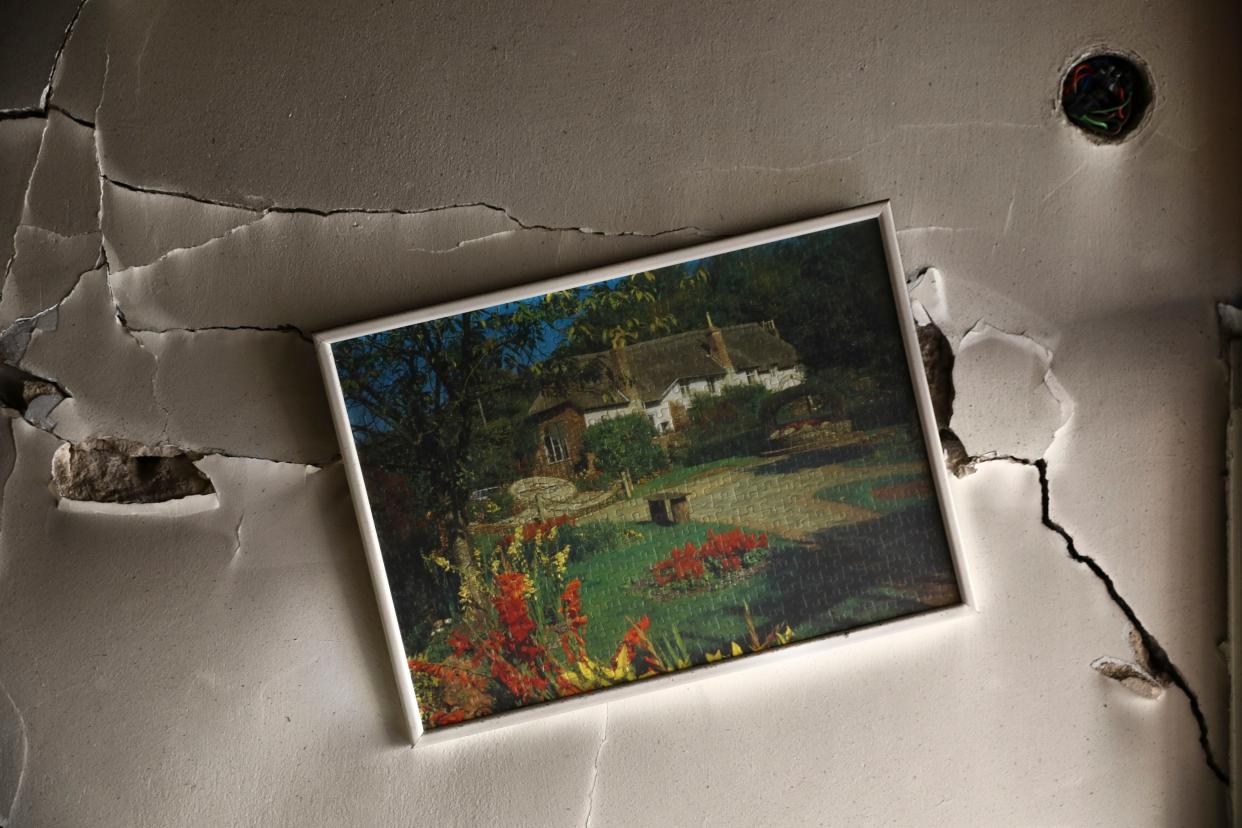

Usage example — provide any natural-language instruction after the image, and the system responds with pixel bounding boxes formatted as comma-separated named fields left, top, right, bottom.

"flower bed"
left=646, top=527, right=771, bottom=594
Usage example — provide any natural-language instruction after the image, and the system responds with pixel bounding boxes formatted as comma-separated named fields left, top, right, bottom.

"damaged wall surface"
left=1, top=1, right=1239, bottom=825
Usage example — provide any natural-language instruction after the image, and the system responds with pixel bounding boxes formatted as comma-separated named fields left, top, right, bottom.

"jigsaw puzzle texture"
left=332, top=218, right=961, bottom=730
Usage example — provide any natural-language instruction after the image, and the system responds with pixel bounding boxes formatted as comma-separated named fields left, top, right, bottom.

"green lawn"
left=814, top=469, right=931, bottom=514
left=632, top=456, right=757, bottom=498
left=563, top=517, right=932, bottom=666
left=564, top=520, right=791, bottom=661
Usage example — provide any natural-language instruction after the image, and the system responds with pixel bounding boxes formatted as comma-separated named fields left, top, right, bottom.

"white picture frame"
left=315, top=201, right=975, bottom=746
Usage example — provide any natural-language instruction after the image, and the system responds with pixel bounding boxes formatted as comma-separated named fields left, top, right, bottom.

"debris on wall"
left=51, top=437, right=214, bottom=504
left=1091, top=629, right=1168, bottom=699
left=0, top=363, right=67, bottom=430
left=915, top=318, right=974, bottom=477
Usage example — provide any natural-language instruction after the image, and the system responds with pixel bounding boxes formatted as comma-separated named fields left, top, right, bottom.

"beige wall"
left=0, top=1, right=1238, bottom=825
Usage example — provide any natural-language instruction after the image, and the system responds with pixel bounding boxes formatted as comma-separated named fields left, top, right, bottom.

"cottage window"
left=707, top=378, right=718, bottom=394
left=543, top=423, right=569, bottom=464
left=678, top=379, right=692, bottom=396
left=746, top=369, right=758, bottom=384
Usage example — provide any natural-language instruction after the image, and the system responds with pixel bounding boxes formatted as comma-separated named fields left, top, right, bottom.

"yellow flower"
left=554, top=545, right=571, bottom=577
left=706, top=649, right=724, bottom=663
left=429, top=554, right=452, bottom=571
left=730, top=641, right=744, bottom=657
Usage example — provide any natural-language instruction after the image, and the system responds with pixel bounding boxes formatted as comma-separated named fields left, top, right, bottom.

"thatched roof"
left=528, top=322, right=799, bottom=416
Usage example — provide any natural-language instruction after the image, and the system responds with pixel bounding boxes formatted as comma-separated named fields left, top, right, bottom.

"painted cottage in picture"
left=528, top=317, right=805, bottom=475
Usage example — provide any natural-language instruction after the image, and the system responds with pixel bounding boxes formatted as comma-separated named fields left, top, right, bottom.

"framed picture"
left=316, top=201, right=973, bottom=745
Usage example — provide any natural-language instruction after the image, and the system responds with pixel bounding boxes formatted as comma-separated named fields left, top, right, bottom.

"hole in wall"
left=1060, top=53, right=1151, bottom=141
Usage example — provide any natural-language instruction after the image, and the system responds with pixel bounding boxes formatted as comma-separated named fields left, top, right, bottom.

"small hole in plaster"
left=1060, top=53, right=1150, bottom=141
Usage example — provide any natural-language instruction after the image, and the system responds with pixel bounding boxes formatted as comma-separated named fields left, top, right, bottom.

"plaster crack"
left=0, top=110, right=46, bottom=122
left=47, top=104, right=93, bottom=130
left=38, top=0, right=92, bottom=112
left=103, top=278, right=170, bottom=440
left=0, top=677, right=29, bottom=828
left=583, top=705, right=608, bottom=827
left=134, top=323, right=312, bottom=343
left=1, top=118, right=51, bottom=285
left=100, top=176, right=712, bottom=240
left=1038, top=160, right=1088, bottom=206
left=986, top=455, right=1229, bottom=784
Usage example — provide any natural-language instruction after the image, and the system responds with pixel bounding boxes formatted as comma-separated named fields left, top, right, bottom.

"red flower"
left=493, top=572, right=537, bottom=656
left=559, top=579, right=589, bottom=664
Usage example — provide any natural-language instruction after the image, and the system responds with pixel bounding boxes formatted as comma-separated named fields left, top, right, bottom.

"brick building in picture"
left=527, top=317, right=805, bottom=476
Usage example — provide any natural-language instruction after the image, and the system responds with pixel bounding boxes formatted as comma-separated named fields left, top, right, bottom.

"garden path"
left=587, top=452, right=927, bottom=541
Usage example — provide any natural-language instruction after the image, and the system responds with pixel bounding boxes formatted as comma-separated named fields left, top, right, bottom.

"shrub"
left=557, top=520, right=627, bottom=561
left=687, top=384, right=771, bottom=430
left=583, top=413, right=667, bottom=482
left=679, top=384, right=772, bottom=464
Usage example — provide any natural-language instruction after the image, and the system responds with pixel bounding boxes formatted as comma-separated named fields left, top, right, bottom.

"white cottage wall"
left=0, top=1, right=1238, bottom=826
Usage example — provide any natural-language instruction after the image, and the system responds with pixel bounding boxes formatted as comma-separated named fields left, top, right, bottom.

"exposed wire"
left=1061, top=55, right=1146, bottom=138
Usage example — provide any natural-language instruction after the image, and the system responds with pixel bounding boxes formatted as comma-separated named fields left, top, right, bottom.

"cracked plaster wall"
left=0, top=1, right=1239, bottom=825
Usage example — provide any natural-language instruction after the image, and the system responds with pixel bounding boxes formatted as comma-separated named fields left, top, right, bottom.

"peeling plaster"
left=105, top=196, right=709, bottom=333
left=19, top=111, right=99, bottom=238
left=0, top=1, right=1236, bottom=824
left=951, top=323, right=1072, bottom=460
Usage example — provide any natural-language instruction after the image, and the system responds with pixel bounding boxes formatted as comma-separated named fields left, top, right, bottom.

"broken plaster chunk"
left=51, top=437, right=215, bottom=504
left=1090, top=656, right=1165, bottom=700
left=1090, top=629, right=1168, bottom=700
left=950, top=322, right=1072, bottom=460
left=0, top=306, right=58, bottom=365
left=940, top=430, right=976, bottom=478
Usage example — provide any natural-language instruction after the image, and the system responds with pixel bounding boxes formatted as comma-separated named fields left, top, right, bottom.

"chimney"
left=762, top=319, right=779, bottom=339
left=705, top=312, right=734, bottom=373
left=610, top=340, right=641, bottom=407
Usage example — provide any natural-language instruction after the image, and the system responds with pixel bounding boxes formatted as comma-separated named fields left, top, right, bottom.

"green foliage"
left=676, top=384, right=773, bottom=465
left=687, top=383, right=770, bottom=430
left=582, top=413, right=667, bottom=482
left=557, top=520, right=632, bottom=561
left=553, top=220, right=907, bottom=390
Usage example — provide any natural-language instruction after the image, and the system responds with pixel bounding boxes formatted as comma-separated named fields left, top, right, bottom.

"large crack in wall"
left=916, top=312, right=1228, bottom=784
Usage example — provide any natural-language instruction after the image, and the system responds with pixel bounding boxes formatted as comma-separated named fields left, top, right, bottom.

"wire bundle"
left=1061, top=56, right=1142, bottom=137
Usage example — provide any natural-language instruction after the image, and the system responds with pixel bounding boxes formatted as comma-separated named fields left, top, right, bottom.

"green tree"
left=335, top=277, right=691, bottom=604
left=582, top=413, right=667, bottom=482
